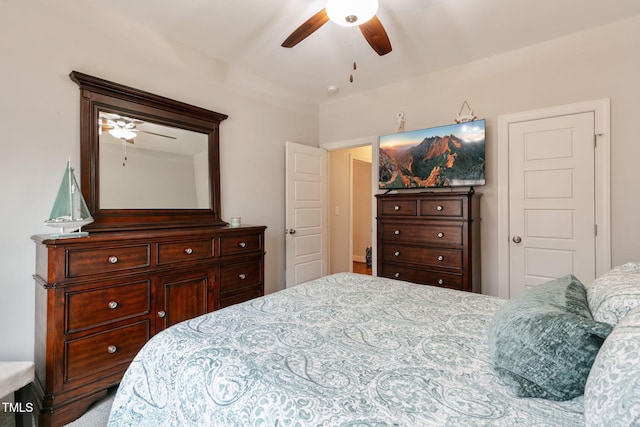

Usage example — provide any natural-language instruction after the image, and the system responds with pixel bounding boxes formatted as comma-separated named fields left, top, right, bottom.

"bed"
left=108, top=267, right=640, bottom=426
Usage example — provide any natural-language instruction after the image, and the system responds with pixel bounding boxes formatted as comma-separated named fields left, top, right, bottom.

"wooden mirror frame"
left=70, top=71, right=228, bottom=231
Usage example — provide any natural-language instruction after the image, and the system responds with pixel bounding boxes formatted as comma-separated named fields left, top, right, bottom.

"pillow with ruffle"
left=488, top=274, right=612, bottom=401
left=584, top=306, right=640, bottom=426
left=587, top=262, right=640, bottom=327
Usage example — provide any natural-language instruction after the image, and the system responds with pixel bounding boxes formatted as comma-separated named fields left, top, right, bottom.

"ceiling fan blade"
left=137, top=130, right=177, bottom=139
left=281, top=9, right=329, bottom=48
left=359, top=15, right=392, bottom=56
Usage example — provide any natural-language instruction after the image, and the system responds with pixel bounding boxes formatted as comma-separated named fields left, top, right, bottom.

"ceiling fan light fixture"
left=326, top=0, right=379, bottom=27
left=109, top=128, right=137, bottom=140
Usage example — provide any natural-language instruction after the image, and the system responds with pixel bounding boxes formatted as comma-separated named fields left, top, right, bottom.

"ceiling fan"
left=281, top=0, right=392, bottom=56
left=99, top=113, right=176, bottom=143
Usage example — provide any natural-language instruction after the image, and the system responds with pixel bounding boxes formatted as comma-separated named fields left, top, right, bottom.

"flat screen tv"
left=378, top=119, right=486, bottom=190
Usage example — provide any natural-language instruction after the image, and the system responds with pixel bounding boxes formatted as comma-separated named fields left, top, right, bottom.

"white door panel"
left=526, top=209, right=574, bottom=239
left=285, top=141, right=328, bottom=288
left=294, top=260, right=324, bottom=285
left=509, top=112, right=595, bottom=297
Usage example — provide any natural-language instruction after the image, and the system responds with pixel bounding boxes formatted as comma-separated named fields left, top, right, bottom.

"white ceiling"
left=87, top=0, right=640, bottom=104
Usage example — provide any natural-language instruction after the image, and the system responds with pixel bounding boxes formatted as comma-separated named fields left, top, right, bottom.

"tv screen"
left=378, top=120, right=486, bottom=190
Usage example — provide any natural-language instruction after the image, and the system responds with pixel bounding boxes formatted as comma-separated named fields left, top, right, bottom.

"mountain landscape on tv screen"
left=379, top=133, right=485, bottom=189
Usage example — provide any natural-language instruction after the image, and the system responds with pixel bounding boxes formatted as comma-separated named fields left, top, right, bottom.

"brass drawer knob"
left=108, top=256, right=118, bottom=264
left=394, top=205, right=400, bottom=211
left=108, top=301, right=118, bottom=309
left=437, top=232, right=444, bottom=238
left=107, top=345, right=117, bottom=354
left=394, top=230, right=400, bottom=235
left=239, top=242, right=246, bottom=248
left=394, top=251, right=400, bottom=257
left=157, top=311, right=166, bottom=318
left=437, top=255, right=444, bottom=261
left=239, top=273, right=246, bottom=280
left=436, top=205, right=444, bottom=211
left=394, top=272, right=400, bottom=278
left=184, top=248, right=193, bottom=255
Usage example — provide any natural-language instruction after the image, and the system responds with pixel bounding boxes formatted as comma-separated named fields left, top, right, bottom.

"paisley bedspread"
left=108, top=273, right=585, bottom=426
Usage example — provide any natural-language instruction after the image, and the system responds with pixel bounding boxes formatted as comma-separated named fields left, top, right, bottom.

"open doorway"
left=328, top=146, right=373, bottom=275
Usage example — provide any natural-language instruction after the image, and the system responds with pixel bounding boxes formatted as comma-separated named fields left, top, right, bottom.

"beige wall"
left=320, top=16, right=640, bottom=297
left=0, top=1, right=318, bottom=359
left=353, top=159, right=372, bottom=263
left=329, top=146, right=373, bottom=273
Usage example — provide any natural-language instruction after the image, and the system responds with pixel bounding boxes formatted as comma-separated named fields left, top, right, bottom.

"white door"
left=508, top=112, right=595, bottom=297
left=285, top=141, right=328, bottom=288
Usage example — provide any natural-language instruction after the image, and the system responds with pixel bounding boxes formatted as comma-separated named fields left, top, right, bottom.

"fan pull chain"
left=122, top=140, right=127, bottom=167
left=349, top=28, right=357, bottom=83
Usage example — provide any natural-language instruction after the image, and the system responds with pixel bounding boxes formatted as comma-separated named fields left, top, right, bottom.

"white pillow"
left=584, top=306, right=640, bottom=426
left=587, top=262, right=640, bottom=327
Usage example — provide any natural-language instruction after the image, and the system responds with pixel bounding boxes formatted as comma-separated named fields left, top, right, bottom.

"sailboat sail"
left=45, top=161, right=93, bottom=236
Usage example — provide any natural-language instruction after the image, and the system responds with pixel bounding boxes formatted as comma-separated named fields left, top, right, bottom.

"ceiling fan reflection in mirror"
left=99, top=112, right=177, bottom=166
left=99, top=112, right=177, bottom=144
left=281, top=0, right=392, bottom=56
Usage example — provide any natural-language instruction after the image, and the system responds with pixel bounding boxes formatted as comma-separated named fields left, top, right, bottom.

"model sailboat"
left=44, top=161, right=94, bottom=238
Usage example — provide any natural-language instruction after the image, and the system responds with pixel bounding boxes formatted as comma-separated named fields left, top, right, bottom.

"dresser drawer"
left=379, top=199, right=417, bottom=216
left=66, top=280, right=151, bottom=333
left=219, top=261, right=262, bottom=295
left=66, top=245, right=150, bottom=278
left=65, top=320, right=149, bottom=382
left=380, top=263, right=464, bottom=290
left=218, top=287, right=263, bottom=309
left=157, top=239, right=213, bottom=265
left=219, top=233, right=262, bottom=256
left=381, top=223, right=463, bottom=246
left=420, top=198, right=463, bottom=217
left=381, top=245, right=462, bottom=269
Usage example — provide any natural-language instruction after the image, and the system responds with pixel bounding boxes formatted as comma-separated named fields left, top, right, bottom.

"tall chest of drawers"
left=376, top=191, right=481, bottom=292
left=31, top=225, right=265, bottom=427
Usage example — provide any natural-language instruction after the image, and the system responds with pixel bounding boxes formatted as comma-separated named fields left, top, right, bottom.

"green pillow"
left=488, top=274, right=613, bottom=401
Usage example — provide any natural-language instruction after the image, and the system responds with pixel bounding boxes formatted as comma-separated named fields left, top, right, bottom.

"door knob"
left=286, top=229, right=296, bottom=234
left=512, top=236, right=522, bottom=243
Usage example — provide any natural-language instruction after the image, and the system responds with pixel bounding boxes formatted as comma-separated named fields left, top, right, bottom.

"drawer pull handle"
left=108, top=301, right=118, bottom=309
left=394, top=251, right=400, bottom=257
left=394, top=230, right=400, bottom=235
left=437, top=232, right=444, bottom=238
left=108, top=256, right=118, bottom=264
left=438, top=279, right=444, bottom=285
left=239, top=242, right=246, bottom=248
left=184, top=248, right=193, bottom=255
left=394, top=273, right=400, bottom=278
left=157, top=311, right=166, bottom=318
left=239, top=273, right=246, bottom=280
left=107, top=345, right=117, bottom=354
left=437, top=255, right=444, bottom=261
left=436, top=205, right=444, bottom=211
left=394, top=205, right=400, bottom=211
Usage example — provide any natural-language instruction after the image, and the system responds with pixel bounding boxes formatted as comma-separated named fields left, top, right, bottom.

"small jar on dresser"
left=376, top=190, right=481, bottom=292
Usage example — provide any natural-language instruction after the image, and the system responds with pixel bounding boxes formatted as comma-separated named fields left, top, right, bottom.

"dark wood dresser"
left=31, top=225, right=265, bottom=426
left=376, top=190, right=481, bottom=292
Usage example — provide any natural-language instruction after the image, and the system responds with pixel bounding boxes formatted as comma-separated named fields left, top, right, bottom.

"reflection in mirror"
left=98, top=111, right=209, bottom=209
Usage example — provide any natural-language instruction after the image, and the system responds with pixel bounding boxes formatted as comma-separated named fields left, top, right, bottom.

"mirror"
left=71, top=71, right=228, bottom=231
left=99, top=112, right=210, bottom=209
